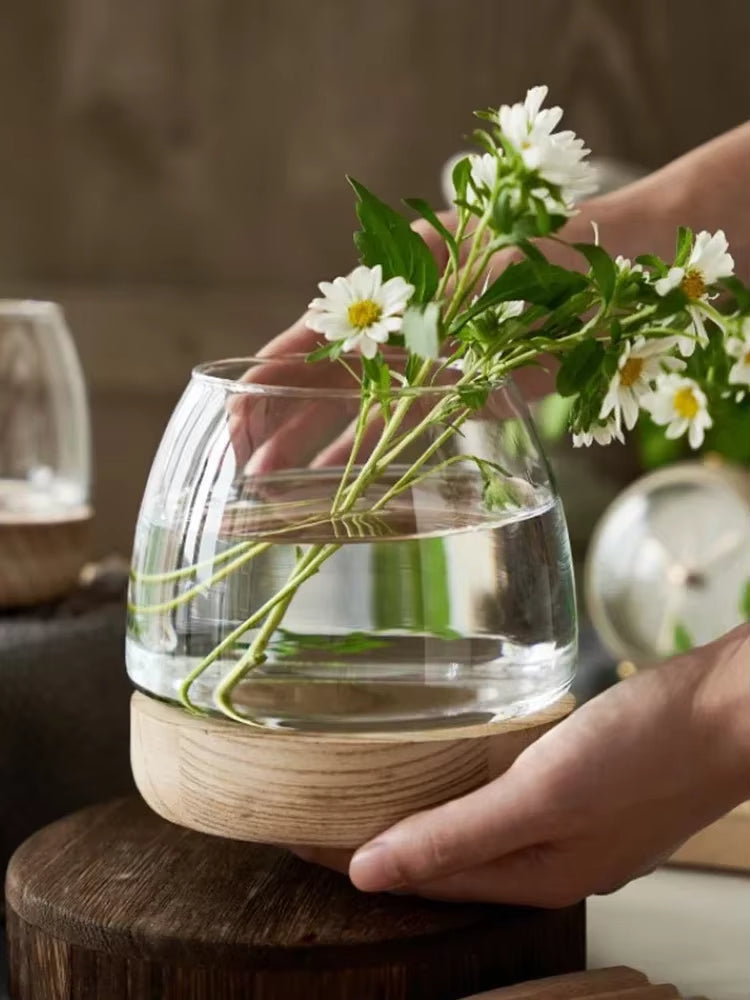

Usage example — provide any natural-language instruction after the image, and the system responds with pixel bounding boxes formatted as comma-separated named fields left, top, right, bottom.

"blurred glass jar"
left=0, top=301, right=92, bottom=607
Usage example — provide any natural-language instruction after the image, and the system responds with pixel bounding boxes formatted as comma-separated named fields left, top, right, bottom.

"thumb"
left=348, top=766, right=548, bottom=892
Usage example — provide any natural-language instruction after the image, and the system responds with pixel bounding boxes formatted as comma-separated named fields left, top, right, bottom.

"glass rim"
left=192, top=355, right=509, bottom=399
left=0, top=299, right=63, bottom=317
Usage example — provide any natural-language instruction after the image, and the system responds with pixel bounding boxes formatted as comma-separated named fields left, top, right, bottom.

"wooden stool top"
left=5, top=797, right=584, bottom=998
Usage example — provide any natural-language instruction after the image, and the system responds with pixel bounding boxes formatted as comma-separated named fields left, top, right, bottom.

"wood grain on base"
left=0, top=510, right=91, bottom=608
left=131, top=692, right=574, bottom=847
left=5, top=797, right=586, bottom=1000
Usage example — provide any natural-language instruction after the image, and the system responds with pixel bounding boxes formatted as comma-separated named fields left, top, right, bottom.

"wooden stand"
left=0, top=510, right=91, bottom=608
left=5, top=797, right=585, bottom=1000
left=131, top=691, right=575, bottom=847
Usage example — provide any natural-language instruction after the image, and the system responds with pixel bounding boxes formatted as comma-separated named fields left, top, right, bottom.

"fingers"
left=256, top=315, right=321, bottom=360
left=400, top=845, right=585, bottom=909
left=348, top=767, right=549, bottom=893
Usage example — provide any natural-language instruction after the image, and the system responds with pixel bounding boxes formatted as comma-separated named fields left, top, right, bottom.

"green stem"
left=332, top=392, right=372, bottom=510
left=178, top=542, right=334, bottom=711
left=130, top=539, right=253, bottom=586
left=372, top=432, right=470, bottom=511
left=129, top=542, right=271, bottom=616
left=444, top=210, right=493, bottom=324
left=210, top=542, right=338, bottom=720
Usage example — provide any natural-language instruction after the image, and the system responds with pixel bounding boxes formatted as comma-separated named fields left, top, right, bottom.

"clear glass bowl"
left=127, top=356, right=577, bottom=732
left=0, top=301, right=91, bottom=606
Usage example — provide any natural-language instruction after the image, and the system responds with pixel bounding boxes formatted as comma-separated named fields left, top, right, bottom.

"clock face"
left=585, top=462, right=750, bottom=662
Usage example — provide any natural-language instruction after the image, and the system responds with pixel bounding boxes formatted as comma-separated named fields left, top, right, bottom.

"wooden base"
left=131, top=691, right=575, bottom=847
left=5, top=797, right=586, bottom=1000
left=0, top=510, right=91, bottom=608
left=669, top=802, right=750, bottom=873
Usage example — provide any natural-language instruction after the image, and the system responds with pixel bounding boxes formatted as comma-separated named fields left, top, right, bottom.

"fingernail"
left=349, top=842, right=398, bottom=892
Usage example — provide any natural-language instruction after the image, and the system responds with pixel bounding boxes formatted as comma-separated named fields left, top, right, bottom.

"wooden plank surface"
left=6, top=797, right=585, bottom=999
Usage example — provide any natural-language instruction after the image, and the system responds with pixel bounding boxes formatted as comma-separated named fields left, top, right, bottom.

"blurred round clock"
left=585, top=459, right=750, bottom=663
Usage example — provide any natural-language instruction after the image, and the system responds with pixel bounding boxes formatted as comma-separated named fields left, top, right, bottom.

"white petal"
left=366, top=321, right=392, bottom=344
left=621, top=392, right=640, bottom=431
left=654, top=267, right=684, bottom=297
left=348, top=266, right=377, bottom=300
left=688, top=420, right=705, bottom=449
left=665, top=419, right=687, bottom=440
left=662, top=355, right=686, bottom=373
left=729, top=360, right=750, bottom=386
left=332, top=274, right=359, bottom=303
left=524, top=85, right=549, bottom=118
left=307, top=313, right=344, bottom=337
left=379, top=276, right=415, bottom=313
left=599, top=383, right=619, bottom=419
left=688, top=230, right=714, bottom=267
left=358, top=334, right=379, bottom=359
left=676, top=332, right=696, bottom=357
left=383, top=315, right=404, bottom=332
left=689, top=306, right=709, bottom=345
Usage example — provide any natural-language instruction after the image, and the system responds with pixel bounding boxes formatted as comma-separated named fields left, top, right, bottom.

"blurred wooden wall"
left=1, top=0, right=748, bottom=554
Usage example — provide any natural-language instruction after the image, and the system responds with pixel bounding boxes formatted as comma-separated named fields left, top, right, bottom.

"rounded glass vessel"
left=127, top=357, right=577, bottom=732
left=0, top=301, right=91, bottom=606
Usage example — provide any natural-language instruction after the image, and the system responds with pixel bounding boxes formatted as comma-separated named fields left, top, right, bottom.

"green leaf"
left=741, top=579, right=750, bottom=620
left=471, top=128, right=498, bottom=156
left=404, top=197, right=458, bottom=269
left=348, top=177, right=439, bottom=302
left=491, top=190, right=514, bottom=234
left=556, top=339, right=605, bottom=397
left=361, top=354, right=384, bottom=387
left=306, top=340, right=344, bottom=363
left=674, top=226, right=694, bottom=267
left=673, top=622, right=693, bottom=654
left=518, top=239, right=549, bottom=269
left=457, top=383, right=490, bottom=410
left=533, top=197, right=552, bottom=236
left=452, top=260, right=588, bottom=334
left=405, top=354, right=421, bottom=385
left=635, top=254, right=668, bottom=277
left=573, top=243, right=617, bottom=303
left=270, top=630, right=389, bottom=660
left=451, top=157, right=471, bottom=203
left=402, top=302, right=441, bottom=359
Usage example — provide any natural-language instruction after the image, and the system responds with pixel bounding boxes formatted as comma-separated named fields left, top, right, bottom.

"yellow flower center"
left=744, top=351, right=750, bottom=365
left=680, top=268, right=706, bottom=299
left=673, top=386, right=700, bottom=419
left=347, top=299, right=382, bottom=329
left=620, top=356, right=644, bottom=387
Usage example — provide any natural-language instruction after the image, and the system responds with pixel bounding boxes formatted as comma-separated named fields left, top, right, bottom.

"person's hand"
left=293, top=623, right=750, bottom=907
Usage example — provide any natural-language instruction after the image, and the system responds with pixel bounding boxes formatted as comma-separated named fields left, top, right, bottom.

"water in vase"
left=127, top=469, right=577, bottom=732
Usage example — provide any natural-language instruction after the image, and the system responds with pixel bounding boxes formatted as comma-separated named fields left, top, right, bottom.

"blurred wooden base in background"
left=669, top=803, right=750, bottom=874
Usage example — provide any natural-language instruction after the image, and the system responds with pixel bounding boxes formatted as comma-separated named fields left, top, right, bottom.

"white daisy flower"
left=726, top=317, right=750, bottom=388
left=307, top=265, right=414, bottom=359
left=599, top=336, right=684, bottom=432
left=572, top=418, right=625, bottom=448
left=654, top=230, right=734, bottom=356
left=641, top=374, right=713, bottom=449
left=467, top=152, right=500, bottom=208
left=496, top=85, right=598, bottom=209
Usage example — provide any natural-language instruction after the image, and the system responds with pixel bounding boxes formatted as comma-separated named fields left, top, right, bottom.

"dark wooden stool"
left=5, top=798, right=585, bottom=1000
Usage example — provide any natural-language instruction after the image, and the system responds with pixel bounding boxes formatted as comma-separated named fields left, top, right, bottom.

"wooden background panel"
left=1, top=0, right=748, bottom=286
left=0, top=0, right=748, bottom=554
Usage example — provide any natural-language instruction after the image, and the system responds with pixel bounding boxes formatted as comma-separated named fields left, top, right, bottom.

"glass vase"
left=127, top=356, right=577, bottom=732
left=0, top=301, right=91, bottom=607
